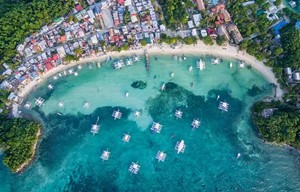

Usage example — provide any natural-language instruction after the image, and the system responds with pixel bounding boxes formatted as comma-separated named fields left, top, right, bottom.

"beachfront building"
left=227, top=24, right=243, bottom=44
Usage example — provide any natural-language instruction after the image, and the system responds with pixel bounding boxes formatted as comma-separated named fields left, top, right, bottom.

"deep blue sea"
left=0, top=55, right=299, bottom=192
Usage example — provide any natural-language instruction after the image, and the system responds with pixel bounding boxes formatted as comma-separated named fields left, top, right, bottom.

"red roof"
left=117, top=0, right=125, bottom=5
left=45, top=63, right=53, bottom=71
left=60, top=35, right=67, bottom=43
left=75, top=4, right=83, bottom=12
left=52, top=54, right=59, bottom=61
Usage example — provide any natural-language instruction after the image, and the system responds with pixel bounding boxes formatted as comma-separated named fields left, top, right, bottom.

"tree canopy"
left=281, top=26, right=300, bottom=69
left=0, top=116, right=40, bottom=172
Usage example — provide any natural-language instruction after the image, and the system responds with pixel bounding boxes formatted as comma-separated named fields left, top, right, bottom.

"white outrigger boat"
left=24, top=101, right=32, bottom=109
left=63, top=70, right=67, bottom=76
left=53, top=75, right=58, bottom=80
left=125, top=58, right=133, bottom=66
left=74, top=71, right=78, bottom=76
left=238, top=60, right=245, bottom=68
left=197, top=58, right=205, bottom=71
left=156, top=151, right=167, bottom=162
left=125, top=92, right=129, bottom=98
left=188, top=66, right=193, bottom=72
left=112, top=60, right=125, bottom=69
left=112, top=109, right=122, bottom=120
left=151, top=122, right=162, bottom=133
left=77, top=65, right=82, bottom=70
left=191, top=119, right=201, bottom=129
left=134, top=110, right=141, bottom=118
left=174, top=109, right=183, bottom=119
left=68, top=69, right=74, bottom=74
left=100, top=149, right=110, bottom=161
left=161, top=83, right=166, bottom=91
left=35, top=97, right=45, bottom=107
left=170, top=72, right=175, bottom=77
left=129, top=162, right=140, bottom=174
left=175, top=140, right=186, bottom=154
left=289, top=0, right=297, bottom=8
left=132, top=54, right=140, bottom=62
left=91, top=116, right=100, bottom=135
left=229, top=62, right=233, bottom=69
left=218, top=101, right=229, bottom=112
left=122, top=133, right=131, bottom=143
left=47, top=84, right=54, bottom=90
left=211, top=57, right=220, bottom=65
left=58, top=102, right=64, bottom=108
left=83, top=102, right=90, bottom=109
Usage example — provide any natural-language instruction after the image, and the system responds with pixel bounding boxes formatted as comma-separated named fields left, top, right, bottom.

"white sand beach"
left=16, top=41, right=283, bottom=101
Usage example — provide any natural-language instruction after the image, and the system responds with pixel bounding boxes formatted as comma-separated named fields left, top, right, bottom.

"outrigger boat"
left=156, top=151, right=167, bottom=162
left=47, top=84, right=54, bottom=90
left=218, top=101, right=229, bottom=112
left=35, top=97, right=45, bottom=107
left=77, top=65, right=82, bottom=70
left=197, top=58, right=205, bottom=71
left=58, top=102, right=64, bottom=108
left=112, top=109, right=122, bottom=120
left=132, top=54, right=140, bottom=62
left=129, top=162, right=140, bottom=175
left=134, top=110, right=141, bottom=118
left=191, top=118, right=201, bottom=129
left=188, top=66, right=193, bottom=72
left=211, top=57, right=220, bottom=65
left=100, top=149, right=110, bottom=161
left=88, top=63, right=93, bottom=69
left=125, top=58, right=133, bottom=66
left=238, top=60, right=245, bottom=68
left=24, top=101, right=32, bottom=109
left=125, top=92, right=129, bottom=98
left=91, top=116, right=100, bottom=135
left=83, top=102, right=90, bottom=109
left=174, top=109, right=183, bottom=119
left=97, top=62, right=101, bottom=68
left=68, top=69, right=74, bottom=74
left=53, top=75, right=58, bottom=80
left=122, top=133, right=131, bottom=143
left=112, top=60, right=125, bottom=69
left=151, top=122, right=162, bottom=133
left=170, top=72, right=175, bottom=77
left=175, top=140, right=186, bottom=154
left=229, top=62, right=233, bottom=69
left=74, top=72, right=78, bottom=76
left=289, top=0, right=297, bottom=8
left=161, top=83, right=166, bottom=91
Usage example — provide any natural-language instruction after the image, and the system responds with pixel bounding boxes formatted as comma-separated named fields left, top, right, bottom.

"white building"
left=56, top=46, right=66, bottom=58
left=200, top=29, right=207, bottom=37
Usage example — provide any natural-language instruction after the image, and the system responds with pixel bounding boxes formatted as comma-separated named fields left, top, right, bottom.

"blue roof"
left=273, top=20, right=287, bottom=36
left=92, top=3, right=101, bottom=15
left=296, top=21, right=300, bottom=31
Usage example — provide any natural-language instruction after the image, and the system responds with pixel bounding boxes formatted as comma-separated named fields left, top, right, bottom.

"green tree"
left=216, top=36, right=226, bottom=46
left=124, top=7, right=131, bottom=24
left=64, top=54, right=78, bottom=63
left=74, top=48, right=84, bottom=56
left=140, top=39, right=147, bottom=46
left=202, top=36, right=214, bottom=45
left=182, top=36, right=196, bottom=45
left=273, top=47, right=283, bottom=56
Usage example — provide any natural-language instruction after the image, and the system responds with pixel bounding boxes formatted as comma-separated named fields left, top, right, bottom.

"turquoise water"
left=1, top=55, right=300, bottom=191
left=283, top=0, right=300, bottom=13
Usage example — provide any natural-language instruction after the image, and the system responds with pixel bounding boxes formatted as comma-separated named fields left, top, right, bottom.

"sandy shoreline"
left=15, top=127, right=41, bottom=173
left=16, top=41, right=283, bottom=101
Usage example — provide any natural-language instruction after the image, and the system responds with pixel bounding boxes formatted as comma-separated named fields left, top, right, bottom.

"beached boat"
left=100, top=149, right=110, bottom=161
left=174, top=109, right=183, bottom=119
left=122, top=133, right=131, bottom=143
left=175, top=140, right=186, bottom=154
left=35, top=97, right=45, bottom=107
left=191, top=119, right=201, bottom=129
left=211, top=57, right=220, bottom=65
left=197, top=58, right=205, bottom=71
left=47, top=84, right=54, bottom=90
left=156, top=151, right=167, bottom=162
left=218, top=101, right=229, bottom=112
left=151, top=122, right=162, bottom=133
left=112, top=109, right=122, bottom=120
left=91, top=116, right=100, bottom=135
left=112, top=60, right=125, bottom=69
left=129, top=162, right=140, bottom=174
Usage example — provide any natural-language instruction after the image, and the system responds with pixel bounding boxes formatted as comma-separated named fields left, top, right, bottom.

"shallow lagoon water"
left=0, top=55, right=300, bottom=191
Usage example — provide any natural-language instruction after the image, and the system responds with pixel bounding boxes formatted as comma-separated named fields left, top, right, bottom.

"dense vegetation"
left=0, top=0, right=75, bottom=66
left=0, top=116, right=40, bottom=172
left=252, top=102, right=300, bottom=148
left=157, top=0, right=195, bottom=29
